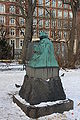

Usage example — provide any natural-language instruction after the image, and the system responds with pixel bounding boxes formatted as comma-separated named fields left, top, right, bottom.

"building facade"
left=0, top=0, right=73, bottom=59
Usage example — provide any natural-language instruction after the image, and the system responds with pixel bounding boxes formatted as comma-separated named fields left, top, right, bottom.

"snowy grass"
left=0, top=66, right=80, bottom=120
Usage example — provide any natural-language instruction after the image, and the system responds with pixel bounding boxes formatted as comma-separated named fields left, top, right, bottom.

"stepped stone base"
left=13, top=95, right=73, bottom=119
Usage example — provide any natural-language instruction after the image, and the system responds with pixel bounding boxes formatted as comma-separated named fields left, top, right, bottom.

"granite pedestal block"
left=13, top=95, right=73, bottom=119
left=26, top=67, right=59, bottom=80
left=19, top=75, right=66, bottom=105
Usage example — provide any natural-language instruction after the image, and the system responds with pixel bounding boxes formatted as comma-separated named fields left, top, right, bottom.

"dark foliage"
left=0, top=38, right=12, bottom=59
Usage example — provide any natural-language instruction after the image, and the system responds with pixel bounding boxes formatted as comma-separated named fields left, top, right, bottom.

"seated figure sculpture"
left=26, top=31, right=59, bottom=79
left=28, top=31, right=58, bottom=68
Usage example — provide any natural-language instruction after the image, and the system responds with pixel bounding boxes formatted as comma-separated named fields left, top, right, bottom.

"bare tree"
left=13, top=0, right=79, bottom=67
left=16, top=0, right=37, bottom=64
left=61, top=0, right=79, bottom=67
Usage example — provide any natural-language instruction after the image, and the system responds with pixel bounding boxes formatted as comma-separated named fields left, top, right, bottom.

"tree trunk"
left=22, top=10, right=33, bottom=64
left=67, top=9, right=76, bottom=68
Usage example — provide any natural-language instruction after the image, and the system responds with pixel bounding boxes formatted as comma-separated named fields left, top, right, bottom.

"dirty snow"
left=0, top=65, right=80, bottom=120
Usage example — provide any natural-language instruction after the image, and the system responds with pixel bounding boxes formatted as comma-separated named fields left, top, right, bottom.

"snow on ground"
left=0, top=64, right=80, bottom=120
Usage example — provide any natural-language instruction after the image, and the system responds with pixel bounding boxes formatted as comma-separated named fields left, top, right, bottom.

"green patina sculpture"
left=28, top=31, right=59, bottom=68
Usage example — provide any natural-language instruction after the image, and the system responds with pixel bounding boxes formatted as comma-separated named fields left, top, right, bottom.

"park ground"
left=0, top=62, right=80, bottom=120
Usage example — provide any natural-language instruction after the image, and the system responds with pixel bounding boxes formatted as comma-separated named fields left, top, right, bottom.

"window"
left=58, top=31, right=62, bottom=38
left=19, top=9, right=22, bottom=15
left=38, top=0, right=43, bottom=5
left=10, top=29, right=15, bottom=36
left=39, top=19, right=43, bottom=28
left=63, top=31, right=67, bottom=39
left=45, top=0, right=50, bottom=6
left=20, top=29, right=25, bottom=36
left=52, top=0, right=56, bottom=7
left=0, top=4, right=5, bottom=13
left=45, top=9, right=50, bottom=18
left=10, top=6, right=15, bottom=13
left=10, top=18, right=15, bottom=24
left=38, top=8, right=43, bottom=16
left=45, top=20, right=50, bottom=28
left=69, top=21, right=72, bottom=28
left=19, top=39, right=23, bottom=48
left=33, top=19, right=37, bottom=26
left=69, top=11, right=73, bottom=18
left=19, top=17, right=25, bottom=25
left=51, top=31, right=54, bottom=38
left=64, top=4, right=68, bottom=8
left=52, top=9, right=56, bottom=18
left=33, top=29, right=37, bottom=36
left=10, top=39, right=14, bottom=45
left=57, top=20, right=62, bottom=28
left=58, top=1, right=62, bottom=8
left=58, top=10, right=62, bottom=18
left=0, top=16, right=5, bottom=24
left=52, top=20, right=56, bottom=27
left=33, top=8, right=37, bottom=16
left=64, top=11, right=68, bottom=18
left=63, top=20, right=68, bottom=28
left=10, top=39, right=16, bottom=48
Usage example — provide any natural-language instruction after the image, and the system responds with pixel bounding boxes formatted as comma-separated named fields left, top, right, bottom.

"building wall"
left=34, top=0, right=72, bottom=40
left=0, top=0, right=73, bottom=59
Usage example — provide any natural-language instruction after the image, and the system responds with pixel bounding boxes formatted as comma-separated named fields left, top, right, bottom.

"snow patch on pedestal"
left=15, top=94, right=69, bottom=107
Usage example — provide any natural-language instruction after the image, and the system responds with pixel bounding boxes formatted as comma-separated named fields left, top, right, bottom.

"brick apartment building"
left=0, top=0, right=73, bottom=59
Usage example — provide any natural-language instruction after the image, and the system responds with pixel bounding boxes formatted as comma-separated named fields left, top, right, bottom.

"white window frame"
left=9, top=17, right=15, bottom=25
left=45, top=19, right=50, bottom=28
left=38, top=8, right=43, bottom=17
left=52, top=0, right=56, bottom=7
left=10, top=28, right=15, bottom=36
left=69, top=11, right=73, bottom=18
left=0, top=4, right=5, bottom=13
left=10, top=39, right=16, bottom=49
left=38, top=0, right=43, bottom=5
left=39, top=19, right=43, bottom=28
left=10, top=5, right=15, bottom=13
left=58, top=1, right=62, bottom=8
left=0, top=16, right=5, bottom=24
left=64, top=11, right=68, bottom=18
left=58, top=10, right=62, bottom=18
left=19, top=17, right=25, bottom=25
left=19, top=39, right=23, bottom=49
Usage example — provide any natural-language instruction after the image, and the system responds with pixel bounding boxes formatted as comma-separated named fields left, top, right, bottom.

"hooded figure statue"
left=28, top=31, right=59, bottom=68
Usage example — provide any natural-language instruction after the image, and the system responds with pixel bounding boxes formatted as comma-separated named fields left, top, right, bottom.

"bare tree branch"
left=32, top=0, right=37, bottom=14
left=18, top=0, right=27, bottom=19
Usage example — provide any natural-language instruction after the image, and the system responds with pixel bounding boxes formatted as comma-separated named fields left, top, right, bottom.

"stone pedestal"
left=13, top=95, right=73, bottom=119
left=13, top=32, right=73, bottom=118
left=19, top=75, right=66, bottom=105
left=26, top=67, right=59, bottom=80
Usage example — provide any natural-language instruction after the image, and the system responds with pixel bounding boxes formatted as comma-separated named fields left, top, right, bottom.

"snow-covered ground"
left=0, top=64, right=80, bottom=120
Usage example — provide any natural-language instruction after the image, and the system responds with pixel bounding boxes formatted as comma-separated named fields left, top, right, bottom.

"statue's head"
left=39, top=31, right=48, bottom=40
